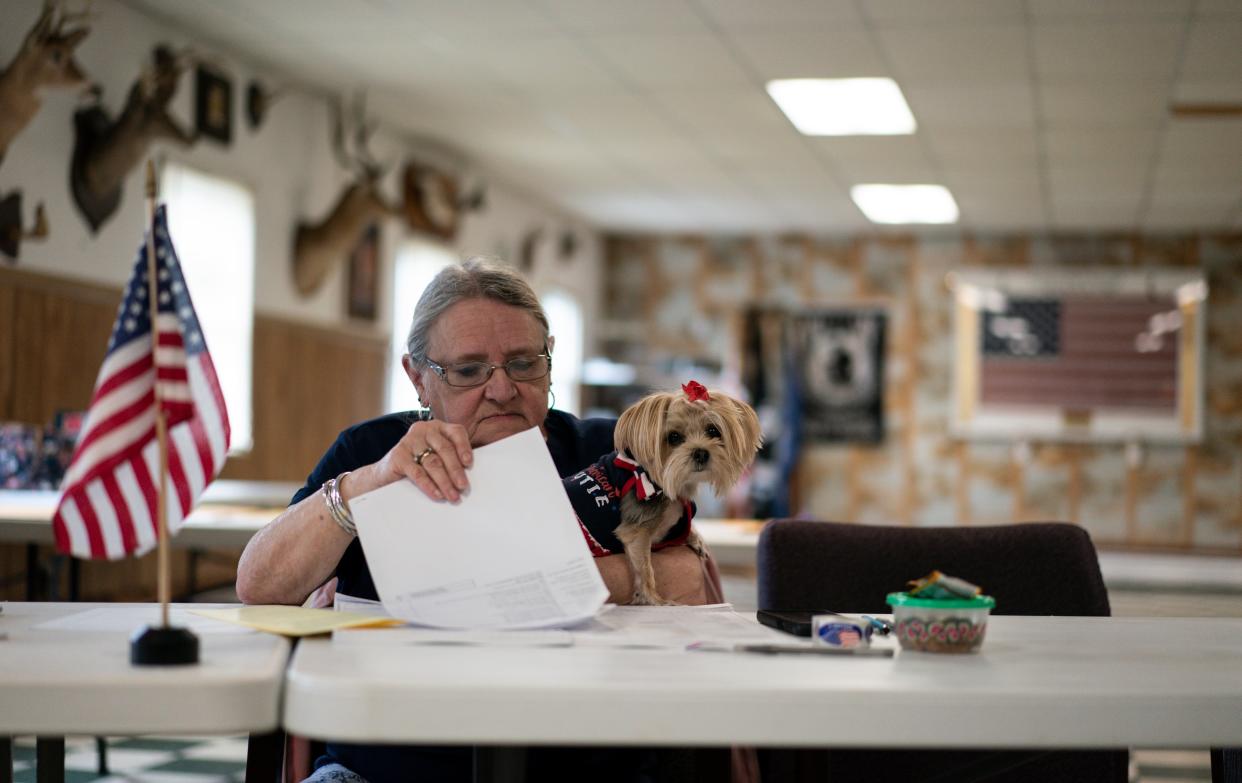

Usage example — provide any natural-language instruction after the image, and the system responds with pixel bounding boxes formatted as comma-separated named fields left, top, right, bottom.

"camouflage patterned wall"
left=603, top=233, right=1242, bottom=553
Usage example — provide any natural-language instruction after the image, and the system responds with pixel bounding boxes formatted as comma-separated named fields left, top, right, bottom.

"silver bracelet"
left=322, top=471, right=356, bottom=537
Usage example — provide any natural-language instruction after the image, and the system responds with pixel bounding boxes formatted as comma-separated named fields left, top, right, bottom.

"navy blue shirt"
left=293, top=409, right=655, bottom=783
left=292, top=409, right=616, bottom=602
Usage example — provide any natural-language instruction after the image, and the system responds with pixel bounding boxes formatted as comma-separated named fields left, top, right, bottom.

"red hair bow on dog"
left=682, top=380, right=711, bottom=402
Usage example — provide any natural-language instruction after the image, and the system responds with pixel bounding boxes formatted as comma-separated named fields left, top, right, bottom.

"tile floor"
left=9, top=572, right=1236, bottom=783
left=10, top=735, right=247, bottom=783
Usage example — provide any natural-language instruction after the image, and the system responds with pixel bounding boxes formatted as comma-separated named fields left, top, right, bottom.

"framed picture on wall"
left=787, top=307, right=888, bottom=444
left=950, top=268, right=1207, bottom=443
left=195, top=65, right=233, bottom=145
left=347, top=223, right=380, bottom=321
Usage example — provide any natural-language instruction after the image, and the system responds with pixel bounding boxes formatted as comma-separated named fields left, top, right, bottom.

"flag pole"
left=143, top=159, right=171, bottom=629
left=130, top=158, right=198, bottom=666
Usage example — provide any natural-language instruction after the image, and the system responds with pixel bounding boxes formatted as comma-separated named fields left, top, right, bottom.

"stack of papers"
left=350, top=428, right=610, bottom=630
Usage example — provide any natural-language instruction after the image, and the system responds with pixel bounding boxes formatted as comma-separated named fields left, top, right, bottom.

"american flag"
left=52, top=206, right=230, bottom=559
left=979, top=296, right=1178, bottom=410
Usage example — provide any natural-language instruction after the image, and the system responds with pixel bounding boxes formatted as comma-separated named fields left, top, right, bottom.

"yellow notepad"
left=191, top=605, right=403, bottom=637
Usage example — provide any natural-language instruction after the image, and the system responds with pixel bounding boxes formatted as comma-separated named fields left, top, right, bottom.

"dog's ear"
left=615, top=392, right=672, bottom=467
left=721, top=396, right=763, bottom=464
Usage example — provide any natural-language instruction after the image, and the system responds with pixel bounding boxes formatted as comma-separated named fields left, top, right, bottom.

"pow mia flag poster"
left=788, top=309, right=887, bottom=443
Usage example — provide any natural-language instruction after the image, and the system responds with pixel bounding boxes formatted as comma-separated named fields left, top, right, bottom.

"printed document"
left=350, top=427, right=609, bottom=630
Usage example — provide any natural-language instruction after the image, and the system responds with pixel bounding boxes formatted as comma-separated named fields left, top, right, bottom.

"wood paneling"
left=0, top=266, right=120, bottom=425
left=0, top=266, right=389, bottom=600
left=221, top=314, right=388, bottom=482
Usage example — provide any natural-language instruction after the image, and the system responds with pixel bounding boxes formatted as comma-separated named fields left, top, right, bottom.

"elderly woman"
left=236, top=257, right=716, bottom=783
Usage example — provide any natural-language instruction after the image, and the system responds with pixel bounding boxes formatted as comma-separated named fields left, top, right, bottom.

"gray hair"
left=405, top=256, right=550, bottom=365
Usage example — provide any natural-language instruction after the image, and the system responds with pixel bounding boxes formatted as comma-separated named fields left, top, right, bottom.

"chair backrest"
left=757, top=520, right=1111, bottom=617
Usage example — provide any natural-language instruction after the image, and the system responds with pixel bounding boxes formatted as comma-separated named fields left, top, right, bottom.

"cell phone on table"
left=756, top=610, right=828, bottom=638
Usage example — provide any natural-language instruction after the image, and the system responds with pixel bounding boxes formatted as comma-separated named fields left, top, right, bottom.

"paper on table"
left=350, top=427, right=609, bottom=630
left=190, top=606, right=402, bottom=636
left=333, top=591, right=389, bottom=616
left=571, top=605, right=784, bottom=649
left=35, top=606, right=255, bottom=635
left=332, top=625, right=574, bottom=647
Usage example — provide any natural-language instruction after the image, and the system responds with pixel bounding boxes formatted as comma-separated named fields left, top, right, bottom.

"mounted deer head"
left=0, top=0, right=92, bottom=167
left=293, top=95, right=399, bottom=296
left=402, top=161, right=484, bottom=242
left=70, top=44, right=197, bottom=232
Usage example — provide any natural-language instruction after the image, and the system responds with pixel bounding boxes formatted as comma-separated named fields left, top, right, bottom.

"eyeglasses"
left=425, top=352, right=552, bottom=388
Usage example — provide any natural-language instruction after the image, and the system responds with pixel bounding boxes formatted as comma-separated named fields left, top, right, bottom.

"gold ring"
left=414, top=446, right=435, bottom=466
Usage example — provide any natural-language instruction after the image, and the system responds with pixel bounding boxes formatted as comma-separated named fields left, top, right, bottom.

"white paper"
left=333, top=591, right=390, bottom=616
left=350, top=427, right=609, bottom=630
left=332, top=625, right=574, bottom=647
left=34, top=606, right=256, bottom=635
left=571, top=605, right=785, bottom=649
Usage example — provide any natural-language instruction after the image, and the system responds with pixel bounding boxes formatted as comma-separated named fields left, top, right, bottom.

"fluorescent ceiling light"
left=766, top=78, right=917, bottom=136
left=851, top=184, right=960, bottom=224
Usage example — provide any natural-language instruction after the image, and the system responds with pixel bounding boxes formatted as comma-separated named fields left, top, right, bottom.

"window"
left=388, top=239, right=454, bottom=412
left=543, top=289, right=583, bottom=416
left=160, top=163, right=255, bottom=454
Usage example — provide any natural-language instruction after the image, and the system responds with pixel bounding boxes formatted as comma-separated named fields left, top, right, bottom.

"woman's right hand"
left=350, top=419, right=475, bottom=503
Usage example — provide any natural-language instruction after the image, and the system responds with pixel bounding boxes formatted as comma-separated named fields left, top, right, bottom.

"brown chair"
left=756, top=519, right=1128, bottom=783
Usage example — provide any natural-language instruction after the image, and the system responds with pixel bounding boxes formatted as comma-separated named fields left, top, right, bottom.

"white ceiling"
left=121, top=0, right=1242, bottom=235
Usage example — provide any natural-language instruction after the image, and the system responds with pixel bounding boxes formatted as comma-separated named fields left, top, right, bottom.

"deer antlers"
left=292, top=95, right=399, bottom=296
left=0, top=0, right=93, bottom=167
left=69, top=44, right=197, bottom=232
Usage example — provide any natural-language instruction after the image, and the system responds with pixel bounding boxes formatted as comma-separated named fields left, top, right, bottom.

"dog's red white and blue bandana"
left=563, top=450, right=694, bottom=557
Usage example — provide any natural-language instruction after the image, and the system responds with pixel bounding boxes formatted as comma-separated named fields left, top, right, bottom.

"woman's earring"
left=548, top=389, right=557, bottom=410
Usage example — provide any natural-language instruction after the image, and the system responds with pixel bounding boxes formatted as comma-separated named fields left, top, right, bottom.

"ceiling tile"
left=1159, top=121, right=1242, bottom=162
left=530, top=0, right=707, bottom=33
left=1152, top=153, right=1242, bottom=189
left=727, top=29, right=888, bottom=79
left=1038, top=81, right=1170, bottom=128
left=693, top=0, right=863, bottom=29
left=644, top=88, right=794, bottom=156
left=1027, top=0, right=1192, bottom=19
left=585, top=32, right=755, bottom=88
left=1042, top=129, right=1160, bottom=168
left=902, top=83, right=1036, bottom=129
left=875, top=24, right=1030, bottom=85
left=1180, top=20, right=1242, bottom=79
left=863, top=0, right=1024, bottom=23
left=1047, top=166, right=1148, bottom=201
left=1142, top=198, right=1236, bottom=229
left=1033, top=21, right=1183, bottom=79
left=922, top=128, right=1040, bottom=166
left=457, top=37, right=621, bottom=91
left=1051, top=198, right=1141, bottom=229
left=1173, top=80, right=1242, bottom=104
left=1197, top=0, right=1242, bottom=16
left=811, top=136, right=938, bottom=184
left=1148, top=181, right=1241, bottom=205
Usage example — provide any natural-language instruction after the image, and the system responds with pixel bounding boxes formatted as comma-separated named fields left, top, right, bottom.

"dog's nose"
left=692, top=448, right=710, bottom=466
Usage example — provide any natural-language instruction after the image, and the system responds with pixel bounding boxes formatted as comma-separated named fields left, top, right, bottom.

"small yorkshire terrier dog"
left=565, top=381, right=762, bottom=605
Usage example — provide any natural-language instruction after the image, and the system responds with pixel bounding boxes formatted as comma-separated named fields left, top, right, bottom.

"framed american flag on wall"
left=950, top=269, right=1206, bottom=443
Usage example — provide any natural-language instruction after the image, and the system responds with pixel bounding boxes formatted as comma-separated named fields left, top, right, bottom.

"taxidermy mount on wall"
left=0, top=0, right=91, bottom=168
left=402, top=160, right=484, bottom=243
left=293, top=95, right=399, bottom=297
left=70, top=44, right=197, bottom=233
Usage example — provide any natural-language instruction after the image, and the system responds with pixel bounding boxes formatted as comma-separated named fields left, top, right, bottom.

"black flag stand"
left=130, top=159, right=199, bottom=666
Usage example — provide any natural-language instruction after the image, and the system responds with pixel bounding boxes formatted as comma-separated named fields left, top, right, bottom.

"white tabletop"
left=284, top=614, right=1242, bottom=749
left=0, top=489, right=281, bottom=550
left=0, top=602, right=290, bottom=735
